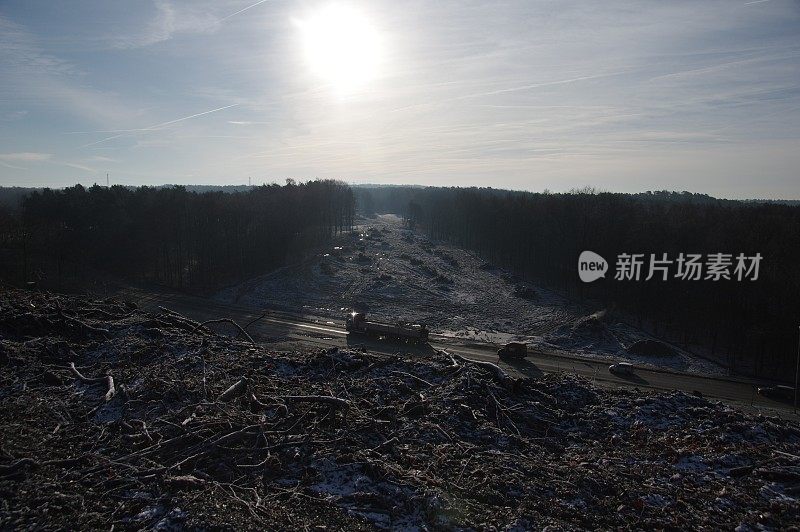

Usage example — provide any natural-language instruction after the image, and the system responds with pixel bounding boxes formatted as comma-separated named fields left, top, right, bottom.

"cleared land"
left=218, top=213, right=724, bottom=376
left=1, top=290, right=799, bottom=529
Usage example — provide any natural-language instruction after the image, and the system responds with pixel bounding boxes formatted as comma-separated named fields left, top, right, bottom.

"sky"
left=0, top=0, right=799, bottom=198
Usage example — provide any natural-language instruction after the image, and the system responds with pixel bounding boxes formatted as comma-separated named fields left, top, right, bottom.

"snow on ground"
left=216, top=213, right=725, bottom=376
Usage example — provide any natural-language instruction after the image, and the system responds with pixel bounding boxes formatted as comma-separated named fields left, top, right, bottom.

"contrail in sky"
left=0, top=161, right=28, bottom=171
left=144, top=104, right=240, bottom=129
left=80, top=104, right=239, bottom=148
left=219, top=0, right=273, bottom=22
left=389, top=71, right=630, bottom=113
left=457, top=71, right=630, bottom=100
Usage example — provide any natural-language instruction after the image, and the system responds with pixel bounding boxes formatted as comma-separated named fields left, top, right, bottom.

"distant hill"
left=173, top=184, right=255, bottom=194
left=632, top=190, right=800, bottom=206
left=2, top=185, right=798, bottom=214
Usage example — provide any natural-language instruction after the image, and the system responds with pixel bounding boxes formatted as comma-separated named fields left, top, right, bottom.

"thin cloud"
left=113, top=0, right=218, bottom=49
left=228, top=120, right=271, bottom=125
left=1, top=110, right=28, bottom=121
left=63, top=162, right=96, bottom=173
left=113, top=0, right=273, bottom=49
left=65, top=128, right=157, bottom=135
left=457, top=71, right=632, bottom=100
left=0, top=161, right=28, bottom=171
left=389, top=71, right=630, bottom=113
left=0, top=152, right=53, bottom=162
left=646, top=52, right=800, bottom=83
left=0, top=152, right=51, bottom=171
left=0, top=15, right=135, bottom=125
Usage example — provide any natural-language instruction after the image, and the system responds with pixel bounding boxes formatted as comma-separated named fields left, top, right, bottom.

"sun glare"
left=296, top=4, right=382, bottom=93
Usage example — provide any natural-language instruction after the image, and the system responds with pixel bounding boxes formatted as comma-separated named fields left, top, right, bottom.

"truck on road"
left=346, top=312, right=429, bottom=343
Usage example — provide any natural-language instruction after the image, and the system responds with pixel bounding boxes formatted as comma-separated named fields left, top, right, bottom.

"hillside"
left=218, top=214, right=723, bottom=376
left=1, top=289, right=799, bottom=529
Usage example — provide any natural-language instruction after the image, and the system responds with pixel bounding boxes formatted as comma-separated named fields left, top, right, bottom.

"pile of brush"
left=1, top=289, right=799, bottom=529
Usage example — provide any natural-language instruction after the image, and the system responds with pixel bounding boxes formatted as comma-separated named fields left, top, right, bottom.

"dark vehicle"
left=609, top=362, right=635, bottom=376
left=346, top=312, right=429, bottom=343
left=498, top=342, right=527, bottom=359
left=757, top=385, right=795, bottom=402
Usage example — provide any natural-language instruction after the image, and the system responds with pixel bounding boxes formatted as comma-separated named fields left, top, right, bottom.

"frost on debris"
left=1, top=289, right=799, bottom=529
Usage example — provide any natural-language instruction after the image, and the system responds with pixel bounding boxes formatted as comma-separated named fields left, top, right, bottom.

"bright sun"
left=296, top=5, right=381, bottom=93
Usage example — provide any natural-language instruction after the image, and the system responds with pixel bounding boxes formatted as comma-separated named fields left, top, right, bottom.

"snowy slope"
left=217, top=213, right=725, bottom=376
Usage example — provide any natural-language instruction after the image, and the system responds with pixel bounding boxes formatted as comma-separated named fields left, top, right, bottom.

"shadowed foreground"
left=1, top=290, right=799, bottom=529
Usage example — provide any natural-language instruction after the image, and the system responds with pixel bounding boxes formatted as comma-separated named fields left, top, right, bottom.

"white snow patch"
left=217, top=214, right=726, bottom=376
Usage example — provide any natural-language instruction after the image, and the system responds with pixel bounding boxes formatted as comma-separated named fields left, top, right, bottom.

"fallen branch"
left=104, top=375, right=116, bottom=402
left=250, top=393, right=290, bottom=417
left=80, top=306, right=135, bottom=321
left=158, top=306, right=203, bottom=327
left=61, top=313, right=110, bottom=336
left=68, top=361, right=105, bottom=383
left=193, top=318, right=255, bottom=344
left=451, top=353, right=515, bottom=389
left=243, top=311, right=267, bottom=332
left=439, top=350, right=461, bottom=370
left=391, top=370, right=434, bottom=387
left=69, top=361, right=116, bottom=401
left=774, top=450, right=800, bottom=461
left=250, top=391, right=350, bottom=412
left=277, top=395, right=351, bottom=409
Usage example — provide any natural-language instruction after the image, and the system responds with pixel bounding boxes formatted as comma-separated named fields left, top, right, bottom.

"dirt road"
left=117, top=286, right=797, bottom=417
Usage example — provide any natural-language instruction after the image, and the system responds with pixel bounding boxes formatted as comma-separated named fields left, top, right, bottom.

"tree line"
left=360, top=186, right=800, bottom=380
left=0, top=180, right=354, bottom=291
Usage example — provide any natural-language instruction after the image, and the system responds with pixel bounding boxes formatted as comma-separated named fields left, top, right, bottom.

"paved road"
left=116, top=287, right=797, bottom=417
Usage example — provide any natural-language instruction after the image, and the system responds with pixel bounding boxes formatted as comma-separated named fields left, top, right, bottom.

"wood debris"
left=1, top=289, right=799, bottom=529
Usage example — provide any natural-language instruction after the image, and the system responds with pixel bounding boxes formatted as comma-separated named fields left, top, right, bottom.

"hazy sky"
left=1, top=0, right=799, bottom=198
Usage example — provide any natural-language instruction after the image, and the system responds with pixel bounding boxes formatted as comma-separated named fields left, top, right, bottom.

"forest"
left=0, top=180, right=354, bottom=291
left=359, top=186, right=800, bottom=379
left=2, top=182, right=798, bottom=379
